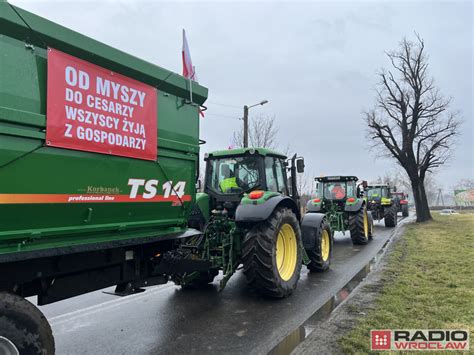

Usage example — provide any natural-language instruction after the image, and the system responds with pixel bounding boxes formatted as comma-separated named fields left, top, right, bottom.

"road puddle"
left=268, top=238, right=391, bottom=355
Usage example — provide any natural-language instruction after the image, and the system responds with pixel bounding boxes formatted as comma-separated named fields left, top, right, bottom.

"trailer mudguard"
left=344, top=199, right=364, bottom=212
left=306, top=199, right=322, bottom=212
left=235, top=195, right=300, bottom=223
left=300, top=213, right=326, bottom=250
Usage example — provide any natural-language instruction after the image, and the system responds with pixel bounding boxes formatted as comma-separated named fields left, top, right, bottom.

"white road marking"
left=49, top=284, right=175, bottom=326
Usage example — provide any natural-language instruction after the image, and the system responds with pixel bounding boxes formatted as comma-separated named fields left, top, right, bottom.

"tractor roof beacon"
left=176, top=148, right=332, bottom=297
left=365, top=184, right=399, bottom=227
left=306, top=175, right=374, bottom=245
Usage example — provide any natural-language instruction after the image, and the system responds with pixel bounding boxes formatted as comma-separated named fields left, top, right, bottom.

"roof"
left=206, top=147, right=287, bottom=159
left=315, top=176, right=358, bottom=182
left=366, top=184, right=390, bottom=188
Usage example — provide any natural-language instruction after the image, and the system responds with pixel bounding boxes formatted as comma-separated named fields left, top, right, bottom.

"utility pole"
left=243, top=105, right=249, bottom=148
left=242, top=100, right=269, bottom=148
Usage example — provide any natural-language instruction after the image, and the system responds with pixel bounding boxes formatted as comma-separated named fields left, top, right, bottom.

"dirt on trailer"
left=291, top=220, right=409, bottom=355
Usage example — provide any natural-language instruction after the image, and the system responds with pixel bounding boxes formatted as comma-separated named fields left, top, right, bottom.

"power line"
left=207, top=101, right=241, bottom=109
left=205, top=112, right=241, bottom=120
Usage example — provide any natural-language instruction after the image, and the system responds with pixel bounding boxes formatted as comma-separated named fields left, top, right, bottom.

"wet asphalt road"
left=36, top=219, right=405, bottom=355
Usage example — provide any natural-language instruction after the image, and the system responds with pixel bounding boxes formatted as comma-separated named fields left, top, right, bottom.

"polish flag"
left=182, top=29, right=195, bottom=80
left=182, top=29, right=204, bottom=117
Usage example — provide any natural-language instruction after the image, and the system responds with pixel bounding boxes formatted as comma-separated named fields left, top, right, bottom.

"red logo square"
left=371, top=330, right=391, bottom=350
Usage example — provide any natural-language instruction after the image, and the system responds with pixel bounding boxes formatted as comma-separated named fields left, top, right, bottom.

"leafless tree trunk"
left=366, top=35, right=460, bottom=222
left=232, top=114, right=279, bottom=150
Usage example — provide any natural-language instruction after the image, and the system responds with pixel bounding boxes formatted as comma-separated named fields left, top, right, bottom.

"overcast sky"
left=13, top=0, right=473, bottom=192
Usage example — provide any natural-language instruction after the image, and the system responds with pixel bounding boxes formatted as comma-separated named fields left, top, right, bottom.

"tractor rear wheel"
left=349, top=207, right=370, bottom=245
left=242, top=207, right=302, bottom=298
left=0, top=292, right=55, bottom=355
left=384, top=204, right=398, bottom=227
left=402, top=204, right=409, bottom=217
left=306, top=220, right=332, bottom=272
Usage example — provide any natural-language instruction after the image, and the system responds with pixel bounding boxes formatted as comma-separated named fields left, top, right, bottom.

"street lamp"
left=243, top=100, right=269, bottom=148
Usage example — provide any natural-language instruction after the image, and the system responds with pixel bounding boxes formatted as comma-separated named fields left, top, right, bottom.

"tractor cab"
left=203, top=148, right=303, bottom=215
left=314, top=176, right=362, bottom=210
left=365, top=184, right=391, bottom=205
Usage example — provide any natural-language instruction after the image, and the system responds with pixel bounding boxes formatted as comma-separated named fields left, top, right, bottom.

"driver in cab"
left=331, top=183, right=346, bottom=199
left=219, top=164, right=239, bottom=193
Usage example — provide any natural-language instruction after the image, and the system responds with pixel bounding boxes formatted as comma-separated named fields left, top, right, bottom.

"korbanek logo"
left=371, top=329, right=469, bottom=351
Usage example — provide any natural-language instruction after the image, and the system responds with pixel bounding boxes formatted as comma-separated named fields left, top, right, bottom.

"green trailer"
left=0, top=3, right=207, bottom=354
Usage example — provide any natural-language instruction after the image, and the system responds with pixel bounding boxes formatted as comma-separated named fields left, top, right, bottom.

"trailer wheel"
left=242, top=207, right=302, bottom=298
left=402, top=204, right=409, bottom=217
left=349, top=208, right=370, bottom=245
left=384, top=204, right=398, bottom=227
left=0, top=292, right=54, bottom=355
left=306, top=220, right=332, bottom=272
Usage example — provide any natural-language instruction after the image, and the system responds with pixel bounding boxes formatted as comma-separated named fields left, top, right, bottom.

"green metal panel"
left=0, top=3, right=208, bottom=255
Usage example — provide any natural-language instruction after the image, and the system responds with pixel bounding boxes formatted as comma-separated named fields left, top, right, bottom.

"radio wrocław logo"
left=371, top=329, right=469, bottom=351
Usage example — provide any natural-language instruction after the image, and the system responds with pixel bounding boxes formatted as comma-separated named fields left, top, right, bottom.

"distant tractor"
left=365, top=184, right=398, bottom=227
left=179, top=148, right=332, bottom=297
left=306, top=176, right=374, bottom=245
left=391, top=191, right=410, bottom=217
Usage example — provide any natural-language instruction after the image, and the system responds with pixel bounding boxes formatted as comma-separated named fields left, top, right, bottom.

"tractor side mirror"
left=195, top=179, right=202, bottom=191
left=296, top=158, right=305, bottom=173
left=362, top=180, right=368, bottom=189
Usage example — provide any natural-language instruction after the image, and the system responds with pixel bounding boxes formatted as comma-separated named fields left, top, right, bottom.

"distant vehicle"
left=439, top=209, right=459, bottom=215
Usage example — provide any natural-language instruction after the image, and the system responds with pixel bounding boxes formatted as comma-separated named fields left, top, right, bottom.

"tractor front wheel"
left=384, top=204, right=398, bottom=227
left=306, top=220, right=332, bottom=272
left=349, top=208, right=370, bottom=245
left=242, top=207, right=302, bottom=298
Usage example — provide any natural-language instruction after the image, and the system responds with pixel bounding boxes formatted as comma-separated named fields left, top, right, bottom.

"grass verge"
left=339, top=213, right=474, bottom=353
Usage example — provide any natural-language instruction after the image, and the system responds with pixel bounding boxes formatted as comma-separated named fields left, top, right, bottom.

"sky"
left=12, top=0, right=474, bottom=192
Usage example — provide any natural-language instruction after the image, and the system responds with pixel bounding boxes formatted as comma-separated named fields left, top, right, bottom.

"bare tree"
left=454, top=178, right=474, bottom=190
left=366, top=35, right=460, bottom=222
left=232, top=114, right=279, bottom=150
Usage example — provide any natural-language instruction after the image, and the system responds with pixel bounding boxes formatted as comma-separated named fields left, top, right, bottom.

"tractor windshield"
left=208, top=156, right=261, bottom=194
left=367, top=187, right=389, bottom=199
left=317, top=181, right=356, bottom=200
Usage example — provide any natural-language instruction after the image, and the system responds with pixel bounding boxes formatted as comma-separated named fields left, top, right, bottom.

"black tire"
left=181, top=269, right=218, bottom=289
left=368, top=211, right=374, bottom=241
left=242, top=207, right=302, bottom=298
left=384, top=204, right=398, bottom=227
left=349, top=207, right=370, bottom=245
left=0, top=292, right=55, bottom=355
left=402, top=204, right=409, bottom=217
left=306, top=220, right=332, bottom=272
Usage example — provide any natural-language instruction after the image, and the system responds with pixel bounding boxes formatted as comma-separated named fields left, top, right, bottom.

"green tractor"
left=306, top=176, right=374, bottom=245
left=365, top=184, right=398, bottom=227
left=169, top=148, right=332, bottom=298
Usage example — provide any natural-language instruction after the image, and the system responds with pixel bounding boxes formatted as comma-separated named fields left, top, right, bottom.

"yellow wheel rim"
left=321, top=229, right=330, bottom=261
left=363, top=210, right=369, bottom=238
left=276, top=223, right=298, bottom=281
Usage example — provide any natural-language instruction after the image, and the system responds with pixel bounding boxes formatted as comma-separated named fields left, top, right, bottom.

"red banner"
left=46, top=48, right=157, bottom=161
